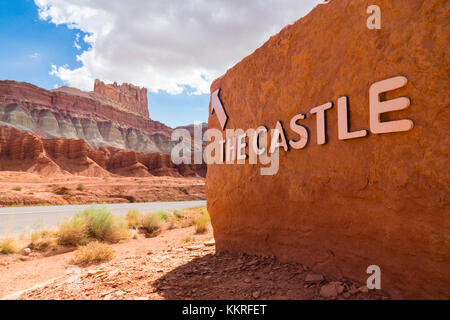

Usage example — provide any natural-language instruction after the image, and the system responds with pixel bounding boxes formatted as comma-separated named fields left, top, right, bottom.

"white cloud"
left=35, top=0, right=322, bottom=94
left=73, top=33, right=81, bottom=50
left=30, top=52, right=39, bottom=59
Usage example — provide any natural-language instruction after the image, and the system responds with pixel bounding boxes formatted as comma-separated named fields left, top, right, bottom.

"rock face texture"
left=0, top=80, right=175, bottom=154
left=207, top=0, right=449, bottom=299
left=0, top=126, right=205, bottom=177
left=94, top=79, right=149, bottom=118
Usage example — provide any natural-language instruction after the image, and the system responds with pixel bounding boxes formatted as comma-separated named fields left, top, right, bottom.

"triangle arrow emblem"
left=211, top=88, right=228, bottom=131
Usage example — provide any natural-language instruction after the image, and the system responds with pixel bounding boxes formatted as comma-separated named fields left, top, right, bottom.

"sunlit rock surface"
left=207, top=0, right=449, bottom=299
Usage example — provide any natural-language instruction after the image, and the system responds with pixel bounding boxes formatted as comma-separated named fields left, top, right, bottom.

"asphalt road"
left=0, top=200, right=206, bottom=236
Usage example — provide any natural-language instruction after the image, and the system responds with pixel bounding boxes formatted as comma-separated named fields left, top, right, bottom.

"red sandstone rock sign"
left=209, top=76, right=413, bottom=166
left=207, top=0, right=449, bottom=299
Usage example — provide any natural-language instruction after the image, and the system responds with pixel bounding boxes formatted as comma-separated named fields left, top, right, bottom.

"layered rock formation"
left=94, top=80, right=149, bottom=118
left=0, top=80, right=176, bottom=154
left=0, top=80, right=205, bottom=178
left=0, top=126, right=205, bottom=177
left=207, top=0, right=449, bottom=299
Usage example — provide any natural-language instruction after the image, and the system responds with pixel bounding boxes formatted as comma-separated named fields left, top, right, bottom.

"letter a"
left=366, top=265, right=381, bottom=290
left=367, top=5, right=381, bottom=30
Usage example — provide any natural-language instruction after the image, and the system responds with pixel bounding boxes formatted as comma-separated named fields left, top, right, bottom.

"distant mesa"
left=93, top=79, right=149, bottom=119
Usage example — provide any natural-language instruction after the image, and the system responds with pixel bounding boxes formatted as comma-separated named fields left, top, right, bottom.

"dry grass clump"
left=70, top=241, right=114, bottom=266
left=141, top=213, right=162, bottom=237
left=125, top=209, right=141, bottom=228
left=0, top=238, right=18, bottom=254
left=57, top=207, right=128, bottom=246
left=125, top=210, right=168, bottom=235
left=57, top=216, right=88, bottom=246
left=29, top=229, right=57, bottom=251
left=157, top=210, right=171, bottom=222
left=76, top=207, right=127, bottom=242
left=181, top=235, right=195, bottom=244
left=192, top=208, right=210, bottom=234
left=178, top=207, right=210, bottom=233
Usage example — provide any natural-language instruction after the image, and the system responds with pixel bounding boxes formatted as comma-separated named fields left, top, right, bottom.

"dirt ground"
left=0, top=171, right=205, bottom=207
left=0, top=223, right=390, bottom=300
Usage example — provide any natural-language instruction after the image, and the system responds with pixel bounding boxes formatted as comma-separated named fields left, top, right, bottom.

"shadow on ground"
left=153, top=251, right=388, bottom=300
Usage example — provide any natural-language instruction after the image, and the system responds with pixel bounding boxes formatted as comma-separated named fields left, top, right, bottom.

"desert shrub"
left=12, top=186, right=22, bottom=192
left=141, top=213, right=161, bottom=236
left=177, top=207, right=209, bottom=230
left=57, top=216, right=88, bottom=246
left=70, top=241, right=114, bottom=266
left=167, top=215, right=178, bottom=230
left=76, top=184, right=85, bottom=191
left=0, top=238, right=18, bottom=254
left=29, top=229, right=57, bottom=251
left=173, top=210, right=183, bottom=220
left=57, top=207, right=128, bottom=245
left=75, top=207, right=128, bottom=243
left=77, top=207, right=114, bottom=239
left=181, top=235, right=195, bottom=244
left=107, top=218, right=130, bottom=242
left=192, top=208, right=210, bottom=234
left=157, top=210, right=170, bottom=222
left=126, top=209, right=141, bottom=227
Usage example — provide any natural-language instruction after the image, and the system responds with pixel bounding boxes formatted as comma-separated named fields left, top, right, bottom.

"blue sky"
left=0, top=0, right=319, bottom=128
left=0, top=0, right=210, bottom=128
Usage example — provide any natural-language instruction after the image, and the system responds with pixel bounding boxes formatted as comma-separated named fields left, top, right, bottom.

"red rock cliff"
left=0, top=80, right=170, bottom=137
left=0, top=80, right=177, bottom=154
left=0, top=126, right=205, bottom=178
left=94, top=79, right=149, bottom=118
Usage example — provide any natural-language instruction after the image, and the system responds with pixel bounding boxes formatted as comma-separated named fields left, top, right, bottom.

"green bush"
left=57, top=216, right=88, bottom=246
left=70, top=241, right=114, bottom=266
left=0, top=238, right=18, bottom=254
left=76, top=207, right=114, bottom=240
left=30, top=229, right=57, bottom=250
left=193, top=209, right=210, bottom=234
left=157, top=210, right=170, bottom=222
left=141, top=213, right=161, bottom=236
left=125, top=209, right=141, bottom=227
left=57, top=206, right=128, bottom=245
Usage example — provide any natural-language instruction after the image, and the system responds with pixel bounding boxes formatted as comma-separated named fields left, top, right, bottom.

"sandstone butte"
left=0, top=80, right=205, bottom=178
left=207, top=0, right=449, bottom=299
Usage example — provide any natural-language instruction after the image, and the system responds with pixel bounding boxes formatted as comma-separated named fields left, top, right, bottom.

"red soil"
left=0, top=171, right=205, bottom=207
left=0, top=224, right=389, bottom=300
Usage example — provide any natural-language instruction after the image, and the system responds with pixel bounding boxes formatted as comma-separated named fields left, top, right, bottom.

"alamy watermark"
left=66, top=265, right=82, bottom=291
left=367, top=5, right=381, bottom=30
left=366, top=265, right=381, bottom=290
left=171, top=124, right=281, bottom=176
